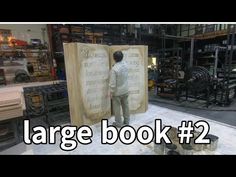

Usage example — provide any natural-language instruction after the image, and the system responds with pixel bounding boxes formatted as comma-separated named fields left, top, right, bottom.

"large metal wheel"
left=185, top=66, right=211, bottom=92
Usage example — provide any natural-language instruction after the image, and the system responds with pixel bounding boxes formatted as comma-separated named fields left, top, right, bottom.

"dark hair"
left=113, top=51, right=123, bottom=62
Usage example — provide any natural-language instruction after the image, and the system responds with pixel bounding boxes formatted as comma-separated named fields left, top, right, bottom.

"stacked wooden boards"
left=0, top=81, right=64, bottom=122
left=63, top=43, right=148, bottom=127
left=0, top=87, right=25, bottom=121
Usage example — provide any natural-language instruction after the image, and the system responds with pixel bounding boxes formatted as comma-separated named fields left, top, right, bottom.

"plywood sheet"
left=64, top=43, right=111, bottom=126
left=109, top=45, right=148, bottom=113
left=0, top=92, right=21, bottom=107
left=0, top=91, right=24, bottom=121
left=0, top=108, right=23, bottom=121
left=0, top=80, right=65, bottom=122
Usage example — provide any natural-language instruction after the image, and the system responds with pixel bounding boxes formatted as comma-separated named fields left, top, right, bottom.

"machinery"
left=156, top=48, right=184, bottom=99
left=154, top=26, right=236, bottom=107
left=184, top=66, right=214, bottom=107
left=0, top=51, right=30, bottom=84
left=14, top=69, right=30, bottom=83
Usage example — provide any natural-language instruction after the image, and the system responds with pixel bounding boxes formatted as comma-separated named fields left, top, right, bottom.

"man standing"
left=109, top=51, right=130, bottom=127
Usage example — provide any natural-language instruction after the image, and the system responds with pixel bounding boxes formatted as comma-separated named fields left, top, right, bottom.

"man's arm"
left=109, top=69, right=116, bottom=96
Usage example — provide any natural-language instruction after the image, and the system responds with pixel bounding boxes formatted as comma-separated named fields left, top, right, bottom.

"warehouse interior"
left=0, top=24, right=235, bottom=155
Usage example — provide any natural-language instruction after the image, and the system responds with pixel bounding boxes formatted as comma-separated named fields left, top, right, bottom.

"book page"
left=110, top=45, right=148, bottom=113
left=64, top=43, right=111, bottom=126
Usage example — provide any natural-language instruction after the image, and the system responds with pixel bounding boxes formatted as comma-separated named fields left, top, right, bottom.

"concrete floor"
left=150, top=101, right=236, bottom=127
left=1, top=88, right=235, bottom=154
left=1, top=104, right=236, bottom=155
left=148, top=89, right=236, bottom=127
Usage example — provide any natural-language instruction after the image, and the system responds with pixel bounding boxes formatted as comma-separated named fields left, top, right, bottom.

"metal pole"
left=176, top=47, right=180, bottom=101
left=160, top=34, right=191, bottom=40
left=163, top=30, right=166, bottom=60
left=228, top=25, right=235, bottom=80
left=176, top=47, right=180, bottom=79
left=214, top=47, right=219, bottom=79
left=221, top=24, right=230, bottom=103
left=226, top=24, right=235, bottom=103
left=190, top=38, right=194, bottom=68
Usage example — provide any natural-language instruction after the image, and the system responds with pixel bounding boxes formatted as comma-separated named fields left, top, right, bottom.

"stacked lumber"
left=0, top=89, right=25, bottom=121
left=0, top=80, right=63, bottom=122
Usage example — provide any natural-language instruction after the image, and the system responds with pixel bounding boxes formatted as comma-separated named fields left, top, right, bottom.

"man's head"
left=113, top=51, right=123, bottom=63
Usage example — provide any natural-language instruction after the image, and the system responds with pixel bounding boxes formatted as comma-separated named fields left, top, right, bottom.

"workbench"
left=0, top=80, right=64, bottom=151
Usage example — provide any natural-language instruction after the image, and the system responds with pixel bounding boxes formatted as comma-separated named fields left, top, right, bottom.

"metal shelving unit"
left=0, top=48, right=52, bottom=84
